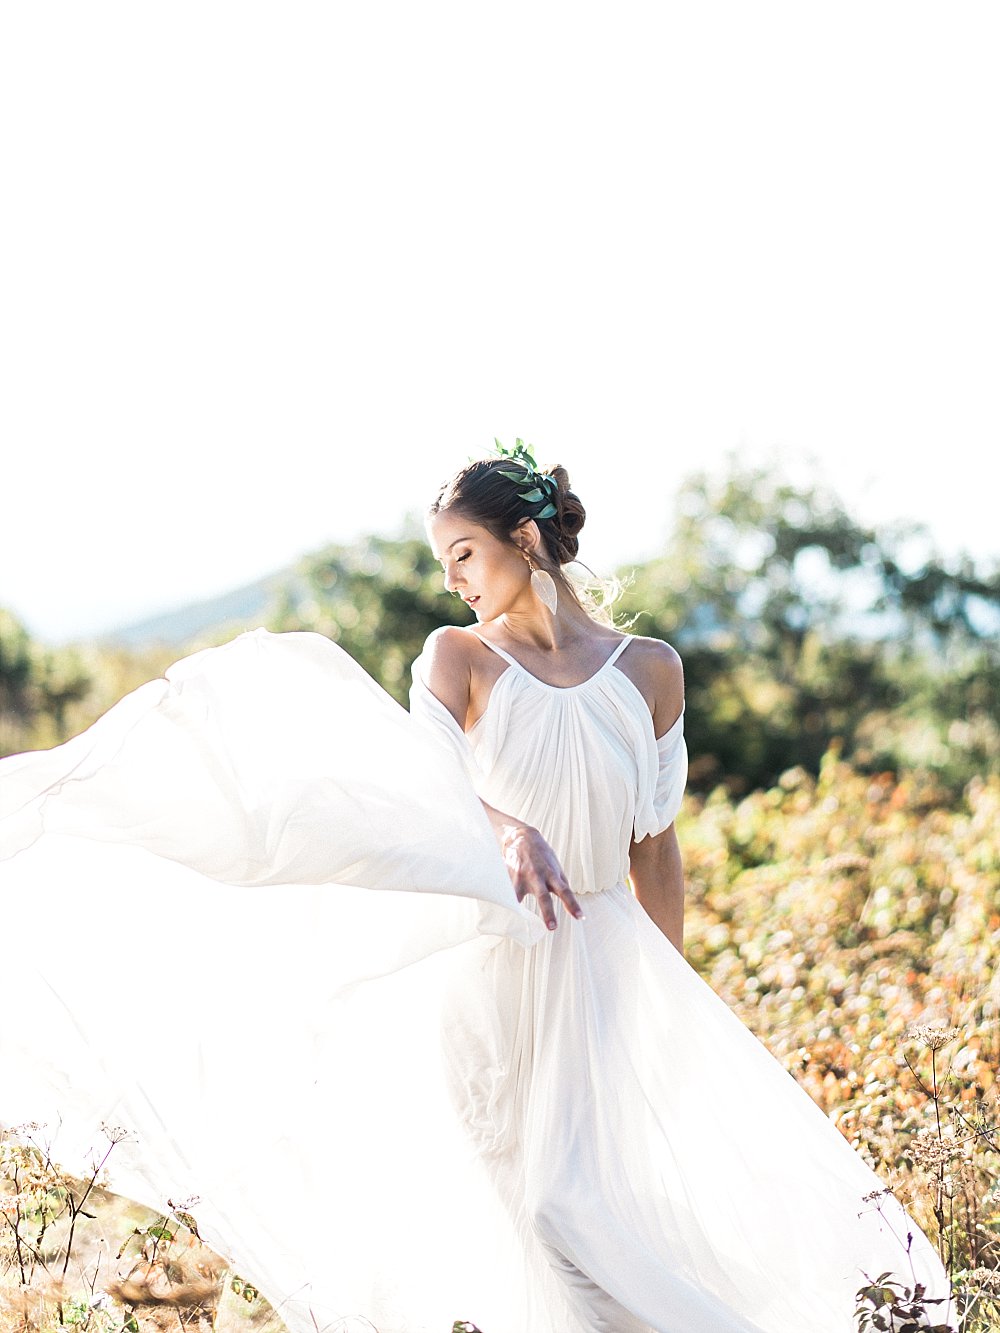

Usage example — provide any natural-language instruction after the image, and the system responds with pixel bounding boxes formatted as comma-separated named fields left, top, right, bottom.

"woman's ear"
left=511, top=518, right=540, bottom=556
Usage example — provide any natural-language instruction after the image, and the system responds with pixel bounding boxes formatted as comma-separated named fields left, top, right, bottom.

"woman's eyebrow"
left=432, top=537, right=474, bottom=563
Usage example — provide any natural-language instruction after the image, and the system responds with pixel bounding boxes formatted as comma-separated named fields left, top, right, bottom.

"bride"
left=2, top=445, right=951, bottom=1332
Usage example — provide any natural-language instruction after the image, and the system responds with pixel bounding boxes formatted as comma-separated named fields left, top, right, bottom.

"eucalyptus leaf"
left=537, top=503, right=557, bottom=519
left=520, top=488, right=545, bottom=503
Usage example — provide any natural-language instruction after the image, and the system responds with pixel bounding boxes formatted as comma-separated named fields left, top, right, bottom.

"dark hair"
left=428, top=459, right=586, bottom=570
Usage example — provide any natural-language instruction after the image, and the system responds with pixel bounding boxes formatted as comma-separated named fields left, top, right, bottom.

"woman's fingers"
left=532, top=879, right=584, bottom=930
left=500, top=823, right=582, bottom=929
left=510, top=859, right=557, bottom=928
left=524, top=863, right=584, bottom=930
left=537, top=858, right=584, bottom=924
left=554, top=880, right=585, bottom=922
left=535, top=883, right=558, bottom=931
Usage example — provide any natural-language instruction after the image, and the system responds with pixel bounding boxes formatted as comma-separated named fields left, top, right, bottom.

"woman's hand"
left=485, top=806, right=583, bottom=930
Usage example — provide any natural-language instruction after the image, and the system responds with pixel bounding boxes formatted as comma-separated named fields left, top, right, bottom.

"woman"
left=2, top=447, right=949, bottom=1332
left=420, top=450, right=685, bottom=949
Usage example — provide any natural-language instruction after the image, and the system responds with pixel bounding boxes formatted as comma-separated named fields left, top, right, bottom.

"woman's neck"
left=494, top=602, right=602, bottom=653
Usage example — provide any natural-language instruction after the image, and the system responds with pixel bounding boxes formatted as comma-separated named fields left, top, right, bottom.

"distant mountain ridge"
left=103, top=569, right=297, bottom=648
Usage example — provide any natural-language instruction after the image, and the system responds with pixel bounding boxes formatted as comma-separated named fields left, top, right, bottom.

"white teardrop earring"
left=528, top=557, right=558, bottom=615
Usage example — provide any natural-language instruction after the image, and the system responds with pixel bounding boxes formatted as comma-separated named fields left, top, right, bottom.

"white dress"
left=0, top=628, right=950, bottom=1332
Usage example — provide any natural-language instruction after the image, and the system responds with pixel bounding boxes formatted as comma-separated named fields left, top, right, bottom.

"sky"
left=2, top=2, right=998, bottom=643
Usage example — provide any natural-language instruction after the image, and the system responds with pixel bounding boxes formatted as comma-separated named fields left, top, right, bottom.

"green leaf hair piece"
left=489, top=438, right=559, bottom=519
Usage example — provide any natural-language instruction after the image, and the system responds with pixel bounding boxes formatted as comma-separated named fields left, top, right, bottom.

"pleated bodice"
left=410, top=633, right=687, bottom=896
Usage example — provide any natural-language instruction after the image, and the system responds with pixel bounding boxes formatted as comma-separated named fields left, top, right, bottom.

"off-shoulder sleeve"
left=632, top=711, right=688, bottom=841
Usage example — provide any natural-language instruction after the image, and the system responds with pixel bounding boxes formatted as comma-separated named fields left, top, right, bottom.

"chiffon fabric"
left=1, top=628, right=950, bottom=1332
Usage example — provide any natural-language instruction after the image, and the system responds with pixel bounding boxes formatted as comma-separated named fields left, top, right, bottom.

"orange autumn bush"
left=680, top=752, right=1000, bottom=1325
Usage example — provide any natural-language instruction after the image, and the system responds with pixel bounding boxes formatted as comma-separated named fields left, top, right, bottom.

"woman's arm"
left=419, top=627, right=583, bottom=930
left=623, top=637, right=687, bottom=951
left=629, top=824, right=684, bottom=951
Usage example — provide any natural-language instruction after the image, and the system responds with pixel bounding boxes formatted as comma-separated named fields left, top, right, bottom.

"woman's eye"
left=456, top=552, right=470, bottom=563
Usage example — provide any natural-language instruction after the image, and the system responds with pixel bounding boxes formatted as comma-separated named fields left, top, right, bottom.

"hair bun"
left=429, top=450, right=587, bottom=569
left=546, top=464, right=586, bottom=562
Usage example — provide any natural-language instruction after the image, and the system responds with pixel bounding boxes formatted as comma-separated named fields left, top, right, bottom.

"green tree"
left=267, top=523, right=472, bottom=704
left=8, top=465, right=996, bottom=795
left=620, top=462, right=998, bottom=790
left=0, top=608, right=93, bottom=755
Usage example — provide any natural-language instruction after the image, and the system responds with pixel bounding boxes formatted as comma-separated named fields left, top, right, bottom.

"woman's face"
left=426, top=511, right=532, bottom=622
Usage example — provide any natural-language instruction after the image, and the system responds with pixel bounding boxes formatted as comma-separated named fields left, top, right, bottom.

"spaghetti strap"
left=605, top=636, right=633, bottom=668
left=468, top=631, right=521, bottom=669
left=469, top=630, right=634, bottom=690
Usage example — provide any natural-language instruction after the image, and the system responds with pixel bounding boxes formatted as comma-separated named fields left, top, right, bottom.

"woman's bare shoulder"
left=619, top=634, right=684, bottom=736
left=622, top=633, right=683, bottom=674
left=417, top=627, right=485, bottom=725
left=419, top=625, right=483, bottom=684
left=421, top=623, right=479, bottom=660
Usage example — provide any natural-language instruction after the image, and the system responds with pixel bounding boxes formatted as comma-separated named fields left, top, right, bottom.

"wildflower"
left=2, top=1121, right=45, bottom=1141
left=965, top=1266, right=1000, bottom=1296
left=907, top=1130, right=962, bottom=1170
left=905, top=1024, right=962, bottom=1051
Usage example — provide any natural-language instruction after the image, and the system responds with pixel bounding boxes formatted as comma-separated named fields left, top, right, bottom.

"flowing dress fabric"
left=1, top=629, right=949, bottom=1332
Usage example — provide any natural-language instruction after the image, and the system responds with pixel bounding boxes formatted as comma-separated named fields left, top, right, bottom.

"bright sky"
left=3, top=2, right=998, bottom=642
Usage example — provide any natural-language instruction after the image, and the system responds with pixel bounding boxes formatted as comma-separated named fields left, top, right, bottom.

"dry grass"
left=4, top=759, right=999, bottom=1329
left=0, top=1135, right=283, bottom=1333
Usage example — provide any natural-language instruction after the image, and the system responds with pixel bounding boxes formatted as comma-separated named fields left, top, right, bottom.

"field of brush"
left=4, top=758, right=999, bottom=1332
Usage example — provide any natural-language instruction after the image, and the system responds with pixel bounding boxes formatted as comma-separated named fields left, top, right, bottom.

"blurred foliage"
left=0, top=608, right=175, bottom=757
left=620, top=463, right=999, bottom=791
left=3, top=462, right=997, bottom=794
left=678, top=757, right=1000, bottom=1318
left=265, top=526, right=473, bottom=703
left=1, top=608, right=93, bottom=753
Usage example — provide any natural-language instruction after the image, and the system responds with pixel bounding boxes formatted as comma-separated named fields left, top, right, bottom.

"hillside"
left=102, top=570, right=297, bottom=648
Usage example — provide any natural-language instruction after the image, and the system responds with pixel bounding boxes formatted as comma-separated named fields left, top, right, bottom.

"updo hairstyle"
left=429, top=458, right=586, bottom=574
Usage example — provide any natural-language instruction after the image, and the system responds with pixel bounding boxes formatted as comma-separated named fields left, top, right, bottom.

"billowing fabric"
left=1, top=629, right=951, bottom=1332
